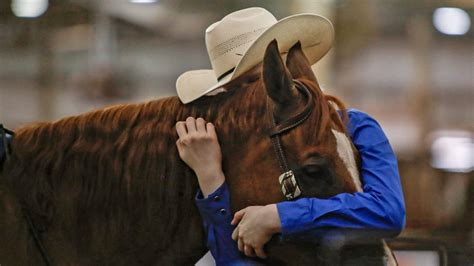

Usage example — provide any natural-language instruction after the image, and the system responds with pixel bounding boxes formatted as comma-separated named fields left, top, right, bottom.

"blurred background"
left=0, top=0, right=472, bottom=265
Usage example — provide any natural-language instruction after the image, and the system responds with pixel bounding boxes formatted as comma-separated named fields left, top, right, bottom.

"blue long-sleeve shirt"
left=195, top=109, right=406, bottom=265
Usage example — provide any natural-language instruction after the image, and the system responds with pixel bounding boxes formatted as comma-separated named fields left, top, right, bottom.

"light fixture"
left=129, top=0, right=158, bottom=3
left=433, top=7, right=471, bottom=36
left=430, top=131, right=473, bottom=173
left=11, top=0, right=48, bottom=18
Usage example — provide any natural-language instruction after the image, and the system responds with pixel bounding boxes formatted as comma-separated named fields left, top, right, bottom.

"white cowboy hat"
left=176, top=7, right=334, bottom=104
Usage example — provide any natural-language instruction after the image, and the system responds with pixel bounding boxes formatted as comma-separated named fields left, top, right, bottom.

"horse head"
left=220, top=40, right=361, bottom=213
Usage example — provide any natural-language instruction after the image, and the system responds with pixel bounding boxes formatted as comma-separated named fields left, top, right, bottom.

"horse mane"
left=297, top=78, right=349, bottom=141
left=2, top=70, right=269, bottom=251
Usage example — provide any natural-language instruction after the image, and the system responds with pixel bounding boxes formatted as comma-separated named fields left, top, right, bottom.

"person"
left=174, top=7, right=405, bottom=265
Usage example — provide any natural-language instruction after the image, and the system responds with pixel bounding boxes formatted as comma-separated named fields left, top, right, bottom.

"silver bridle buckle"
left=278, top=170, right=301, bottom=200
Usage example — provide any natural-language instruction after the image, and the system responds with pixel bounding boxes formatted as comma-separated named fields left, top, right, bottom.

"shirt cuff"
left=195, top=182, right=233, bottom=225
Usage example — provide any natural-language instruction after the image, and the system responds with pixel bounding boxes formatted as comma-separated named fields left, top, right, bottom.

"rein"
left=0, top=124, right=53, bottom=266
left=23, top=210, right=53, bottom=266
left=267, top=80, right=314, bottom=200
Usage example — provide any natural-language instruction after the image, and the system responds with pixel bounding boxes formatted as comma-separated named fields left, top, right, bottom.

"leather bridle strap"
left=267, top=80, right=314, bottom=200
left=23, top=209, right=53, bottom=266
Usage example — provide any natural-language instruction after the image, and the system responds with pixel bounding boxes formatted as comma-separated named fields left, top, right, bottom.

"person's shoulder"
left=347, top=108, right=379, bottom=125
left=347, top=108, right=372, bottom=120
left=346, top=109, right=384, bottom=138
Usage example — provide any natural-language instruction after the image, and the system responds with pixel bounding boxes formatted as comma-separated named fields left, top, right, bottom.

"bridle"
left=0, top=124, right=53, bottom=266
left=267, top=80, right=315, bottom=200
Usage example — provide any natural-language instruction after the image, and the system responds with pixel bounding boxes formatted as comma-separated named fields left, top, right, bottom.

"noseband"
left=267, top=80, right=314, bottom=200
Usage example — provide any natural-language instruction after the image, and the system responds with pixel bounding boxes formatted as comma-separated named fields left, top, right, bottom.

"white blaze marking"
left=332, top=129, right=362, bottom=192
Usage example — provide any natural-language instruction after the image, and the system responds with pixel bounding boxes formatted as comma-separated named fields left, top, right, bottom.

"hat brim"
left=176, top=70, right=232, bottom=104
left=177, top=13, right=334, bottom=104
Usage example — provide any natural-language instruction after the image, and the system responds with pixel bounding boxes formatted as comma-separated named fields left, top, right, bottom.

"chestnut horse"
left=0, top=41, right=392, bottom=265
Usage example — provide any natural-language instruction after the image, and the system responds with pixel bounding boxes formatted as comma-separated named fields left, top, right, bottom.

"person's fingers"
left=232, top=227, right=239, bottom=241
left=206, top=122, right=217, bottom=139
left=175, top=121, right=187, bottom=138
left=231, top=208, right=246, bottom=225
left=237, top=237, right=244, bottom=252
left=185, top=117, right=197, bottom=133
left=244, top=245, right=255, bottom=257
left=196, top=117, right=206, bottom=133
left=254, top=246, right=267, bottom=259
left=175, top=139, right=183, bottom=150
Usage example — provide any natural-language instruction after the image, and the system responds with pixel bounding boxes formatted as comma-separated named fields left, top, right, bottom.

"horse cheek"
left=225, top=143, right=283, bottom=212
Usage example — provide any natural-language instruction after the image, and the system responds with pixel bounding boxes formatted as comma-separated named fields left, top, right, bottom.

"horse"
left=0, top=40, right=392, bottom=265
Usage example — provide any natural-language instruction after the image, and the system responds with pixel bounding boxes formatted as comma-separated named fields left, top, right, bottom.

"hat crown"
left=205, top=7, right=277, bottom=79
left=176, top=8, right=335, bottom=104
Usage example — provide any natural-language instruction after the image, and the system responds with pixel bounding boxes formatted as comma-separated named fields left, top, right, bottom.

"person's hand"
left=231, top=204, right=282, bottom=259
left=175, top=117, right=225, bottom=197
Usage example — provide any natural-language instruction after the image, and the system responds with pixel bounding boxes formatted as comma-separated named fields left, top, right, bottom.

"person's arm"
left=175, top=117, right=225, bottom=196
left=176, top=117, right=262, bottom=265
left=231, top=109, right=405, bottom=254
left=194, top=183, right=263, bottom=265
left=275, top=109, right=405, bottom=237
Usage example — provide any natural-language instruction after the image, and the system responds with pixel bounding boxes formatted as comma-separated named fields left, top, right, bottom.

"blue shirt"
left=195, top=109, right=406, bottom=265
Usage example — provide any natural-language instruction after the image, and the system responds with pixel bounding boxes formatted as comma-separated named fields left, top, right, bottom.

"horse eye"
left=300, top=155, right=331, bottom=176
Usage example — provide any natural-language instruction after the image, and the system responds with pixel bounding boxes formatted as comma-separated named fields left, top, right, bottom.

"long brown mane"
left=1, top=69, right=276, bottom=261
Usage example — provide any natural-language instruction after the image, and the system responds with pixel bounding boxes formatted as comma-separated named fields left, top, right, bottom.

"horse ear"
left=263, top=39, right=297, bottom=105
left=285, top=41, right=318, bottom=82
